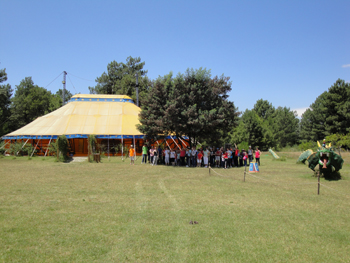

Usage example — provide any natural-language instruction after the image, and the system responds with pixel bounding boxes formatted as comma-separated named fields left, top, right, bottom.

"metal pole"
left=135, top=73, right=139, bottom=107
left=0, top=141, right=10, bottom=149
left=133, top=136, right=136, bottom=160
left=108, top=135, right=110, bottom=161
left=121, top=135, right=124, bottom=160
left=62, top=71, right=67, bottom=105
left=44, top=137, right=52, bottom=157
left=244, top=165, right=247, bottom=182
left=17, top=138, right=30, bottom=155
left=318, top=170, right=320, bottom=195
left=31, top=136, right=41, bottom=158
left=170, top=136, right=181, bottom=150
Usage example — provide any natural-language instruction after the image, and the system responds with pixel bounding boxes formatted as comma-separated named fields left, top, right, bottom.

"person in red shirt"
left=222, top=151, right=228, bottom=169
left=197, top=151, right=203, bottom=167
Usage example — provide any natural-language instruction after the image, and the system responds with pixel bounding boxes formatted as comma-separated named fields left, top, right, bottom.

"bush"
left=57, top=135, right=70, bottom=162
left=9, top=142, right=24, bottom=156
left=48, top=140, right=58, bottom=157
left=298, top=141, right=317, bottom=151
left=0, top=141, right=6, bottom=155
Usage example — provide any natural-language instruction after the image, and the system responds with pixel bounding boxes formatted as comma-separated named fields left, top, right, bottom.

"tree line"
left=1, top=56, right=349, bottom=151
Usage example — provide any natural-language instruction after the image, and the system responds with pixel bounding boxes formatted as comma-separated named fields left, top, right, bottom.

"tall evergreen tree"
left=0, top=68, right=13, bottom=136
left=299, top=92, right=327, bottom=142
left=324, top=79, right=350, bottom=135
left=138, top=68, right=239, bottom=146
left=273, top=106, right=299, bottom=147
left=89, top=56, right=151, bottom=105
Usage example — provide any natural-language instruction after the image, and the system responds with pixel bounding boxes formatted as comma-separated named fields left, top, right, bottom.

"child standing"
left=129, top=145, right=135, bottom=165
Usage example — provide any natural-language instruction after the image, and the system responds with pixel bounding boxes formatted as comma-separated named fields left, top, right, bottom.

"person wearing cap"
left=248, top=146, right=253, bottom=164
left=129, top=145, right=135, bottom=165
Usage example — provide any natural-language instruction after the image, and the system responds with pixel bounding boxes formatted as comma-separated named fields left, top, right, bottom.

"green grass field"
left=1, top=153, right=349, bottom=262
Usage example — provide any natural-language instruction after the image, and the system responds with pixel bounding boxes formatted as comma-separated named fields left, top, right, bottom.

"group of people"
left=131, top=144, right=261, bottom=168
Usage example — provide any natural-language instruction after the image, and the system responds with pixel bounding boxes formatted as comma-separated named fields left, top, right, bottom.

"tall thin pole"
left=135, top=73, right=139, bottom=107
left=62, top=71, right=67, bottom=105
left=318, top=170, right=320, bottom=195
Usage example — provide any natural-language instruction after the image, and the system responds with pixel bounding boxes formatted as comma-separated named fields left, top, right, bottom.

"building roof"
left=3, top=94, right=143, bottom=139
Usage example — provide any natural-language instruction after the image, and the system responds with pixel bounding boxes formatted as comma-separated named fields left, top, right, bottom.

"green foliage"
left=48, top=140, right=58, bottom=156
left=0, top=141, right=5, bottom=155
left=57, top=135, right=69, bottom=161
left=325, top=133, right=350, bottom=150
left=253, top=99, right=275, bottom=119
left=0, top=68, right=13, bottom=137
left=88, top=56, right=151, bottom=106
left=237, top=141, right=249, bottom=151
left=300, top=79, right=350, bottom=142
left=9, top=77, right=62, bottom=131
left=298, top=141, right=317, bottom=151
left=88, top=135, right=97, bottom=162
left=138, top=68, right=239, bottom=148
left=56, top=89, right=73, bottom=105
left=273, top=107, right=299, bottom=147
left=9, top=142, right=22, bottom=156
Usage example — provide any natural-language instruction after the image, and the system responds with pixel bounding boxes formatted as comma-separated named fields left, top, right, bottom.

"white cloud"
left=293, top=107, right=309, bottom=118
left=342, top=64, right=350, bottom=68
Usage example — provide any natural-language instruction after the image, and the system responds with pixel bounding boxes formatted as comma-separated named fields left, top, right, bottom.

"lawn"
left=0, top=153, right=349, bottom=262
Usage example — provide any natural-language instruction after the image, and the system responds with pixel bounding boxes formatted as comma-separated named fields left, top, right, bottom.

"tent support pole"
left=170, top=136, right=181, bottom=150
left=17, top=138, right=30, bottom=155
left=44, top=137, right=52, bottom=157
left=121, top=135, right=123, bottom=160
left=165, top=139, right=171, bottom=149
left=133, top=136, right=136, bottom=160
left=31, top=136, right=41, bottom=158
left=0, top=141, right=10, bottom=149
left=108, top=135, right=110, bottom=161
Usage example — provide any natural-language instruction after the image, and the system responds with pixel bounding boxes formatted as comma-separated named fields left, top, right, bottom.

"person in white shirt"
left=203, top=146, right=210, bottom=168
left=164, top=147, right=170, bottom=165
left=170, top=148, right=176, bottom=166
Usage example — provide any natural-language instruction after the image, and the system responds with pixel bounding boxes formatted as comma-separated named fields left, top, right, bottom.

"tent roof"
left=3, top=94, right=144, bottom=139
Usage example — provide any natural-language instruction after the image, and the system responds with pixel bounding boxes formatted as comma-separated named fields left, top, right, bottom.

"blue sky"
left=1, top=0, right=349, bottom=117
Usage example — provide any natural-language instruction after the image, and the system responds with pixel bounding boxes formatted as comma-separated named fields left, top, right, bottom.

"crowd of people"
left=128, top=144, right=261, bottom=168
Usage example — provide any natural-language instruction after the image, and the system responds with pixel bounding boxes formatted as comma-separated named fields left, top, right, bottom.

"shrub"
left=57, top=135, right=70, bottom=162
left=298, top=141, right=317, bottom=151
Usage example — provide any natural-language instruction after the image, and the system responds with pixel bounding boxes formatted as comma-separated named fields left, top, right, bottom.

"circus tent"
left=2, top=94, right=146, bottom=156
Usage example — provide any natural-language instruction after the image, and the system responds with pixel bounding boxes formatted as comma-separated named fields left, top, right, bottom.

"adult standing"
left=164, top=147, right=170, bottom=165
left=152, top=146, right=159, bottom=166
left=255, top=147, right=261, bottom=166
left=180, top=147, right=186, bottom=166
left=215, top=148, right=221, bottom=168
left=248, top=146, right=253, bottom=164
left=234, top=144, right=239, bottom=167
left=141, top=144, right=148, bottom=164
left=186, top=147, right=191, bottom=167
left=170, top=148, right=176, bottom=166
left=157, top=146, right=163, bottom=165
left=149, top=146, right=155, bottom=164
left=203, top=147, right=210, bottom=168
left=191, top=146, right=197, bottom=167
